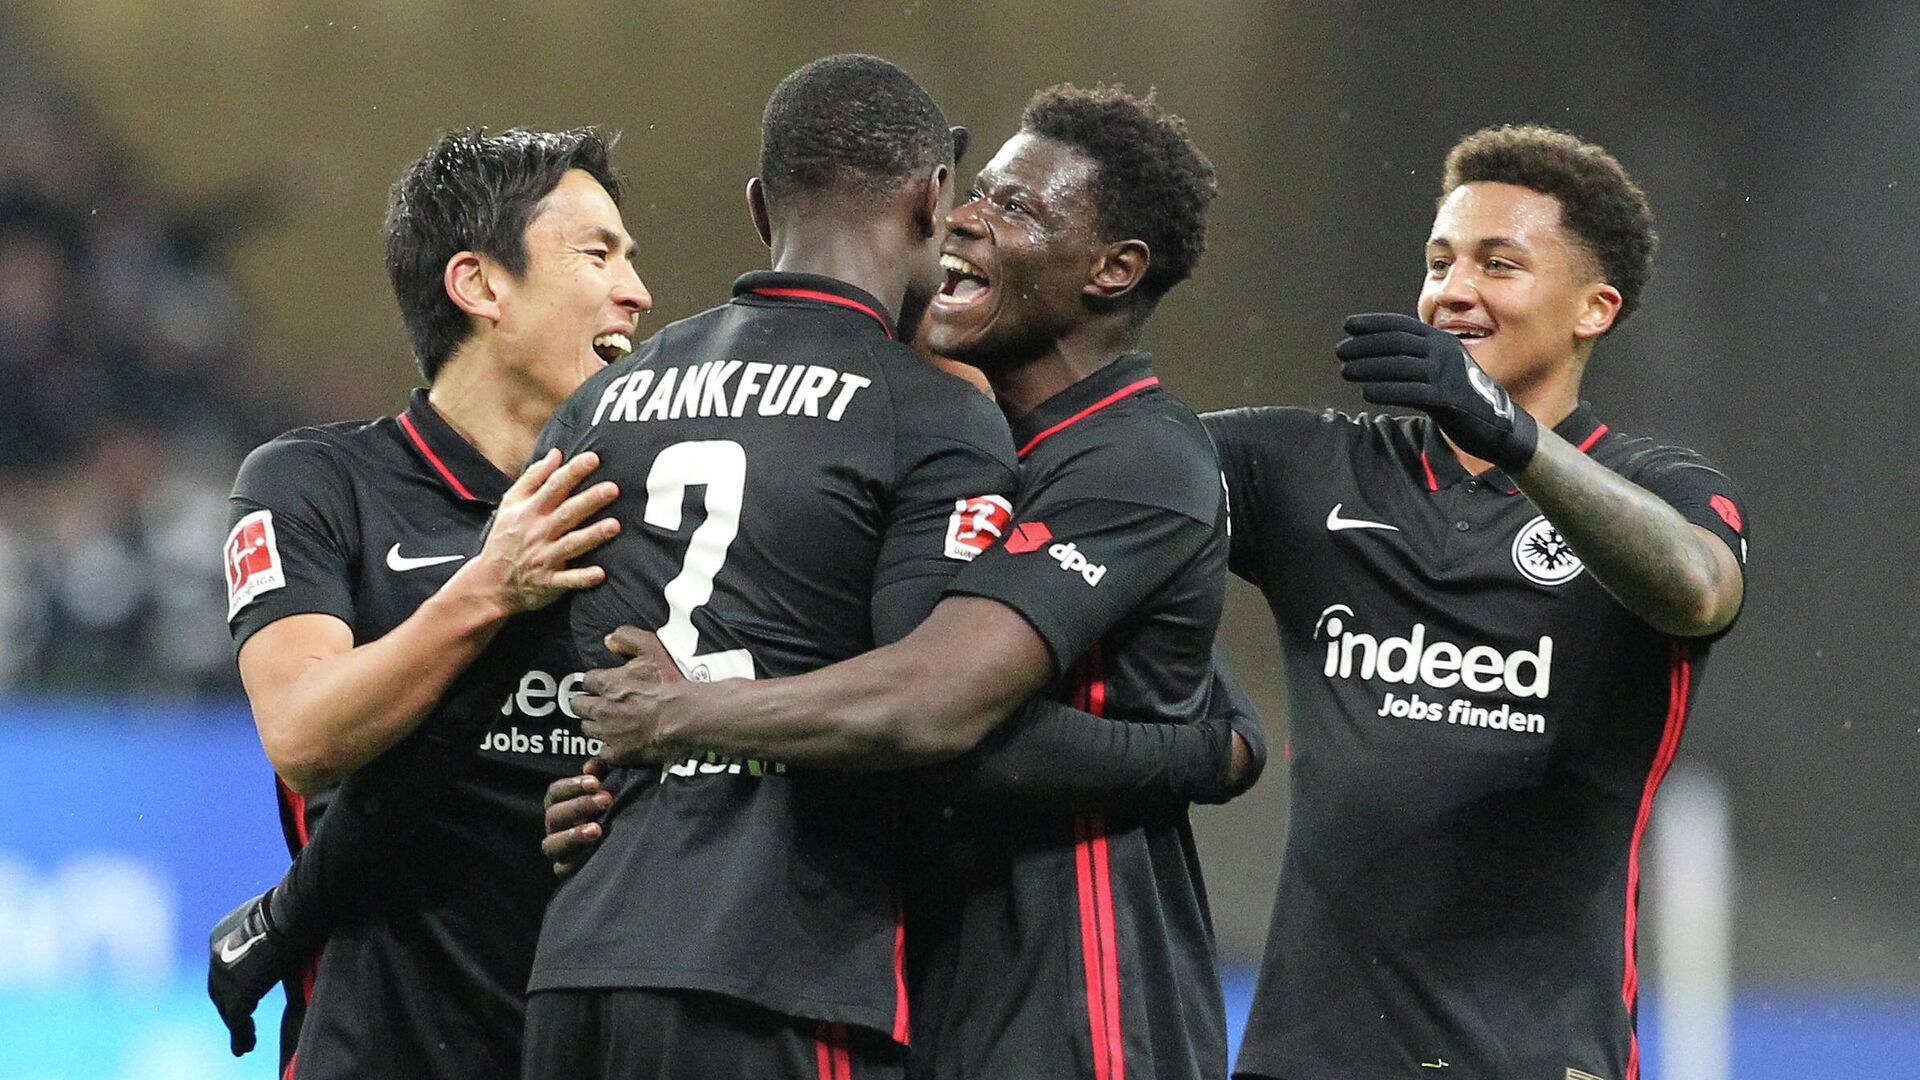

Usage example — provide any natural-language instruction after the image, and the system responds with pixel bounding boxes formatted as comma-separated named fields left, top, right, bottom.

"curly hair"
left=1443, top=125, right=1658, bottom=327
left=385, top=127, right=622, bottom=381
left=760, top=54, right=952, bottom=209
left=1021, top=83, right=1217, bottom=307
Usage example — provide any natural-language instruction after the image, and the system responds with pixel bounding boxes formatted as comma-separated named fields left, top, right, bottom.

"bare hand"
left=542, top=757, right=613, bottom=877
left=572, top=626, right=688, bottom=766
left=468, top=449, right=620, bottom=614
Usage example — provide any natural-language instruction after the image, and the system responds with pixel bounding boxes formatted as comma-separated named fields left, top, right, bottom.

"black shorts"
left=522, top=987, right=906, bottom=1080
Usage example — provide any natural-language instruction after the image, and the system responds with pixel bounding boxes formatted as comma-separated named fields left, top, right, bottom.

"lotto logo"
left=224, top=510, right=286, bottom=621
left=945, top=495, right=1013, bottom=561
left=1048, top=541, right=1107, bottom=586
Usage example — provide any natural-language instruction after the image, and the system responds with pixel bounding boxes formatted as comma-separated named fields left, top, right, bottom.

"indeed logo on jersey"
left=1315, top=604, right=1552, bottom=697
left=481, top=670, right=603, bottom=758
left=589, top=361, right=872, bottom=426
left=1049, top=541, right=1107, bottom=586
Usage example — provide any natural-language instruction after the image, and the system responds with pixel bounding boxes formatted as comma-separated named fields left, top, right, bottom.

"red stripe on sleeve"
left=1419, top=450, right=1440, bottom=492
left=891, top=913, right=910, bottom=1044
left=1575, top=423, right=1610, bottom=453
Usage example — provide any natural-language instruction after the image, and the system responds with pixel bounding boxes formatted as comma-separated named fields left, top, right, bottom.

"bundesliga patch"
left=225, top=509, right=287, bottom=621
left=944, top=494, right=1013, bottom=561
left=1512, top=514, right=1584, bottom=586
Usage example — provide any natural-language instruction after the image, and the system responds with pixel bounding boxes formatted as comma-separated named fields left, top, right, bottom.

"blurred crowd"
left=0, top=33, right=293, bottom=694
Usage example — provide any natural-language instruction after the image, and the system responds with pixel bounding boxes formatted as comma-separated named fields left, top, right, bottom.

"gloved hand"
left=1336, top=312, right=1539, bottom=472
left=207, top=889, right=296, bottom=1056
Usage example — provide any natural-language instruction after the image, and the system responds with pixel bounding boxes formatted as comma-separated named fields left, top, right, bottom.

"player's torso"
left=531, top=277, right=971, bottom=1038
left=1220, top=406, right=1696, bottom=1079
left=914, top=373, right=1230, bottom=1080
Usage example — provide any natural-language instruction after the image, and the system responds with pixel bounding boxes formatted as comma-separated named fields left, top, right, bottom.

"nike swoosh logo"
left=386, top=544, right=467, bottom=572
left=218, top=930, right=267, bottom=965
left=1326, top=504, right=1401, bottom=533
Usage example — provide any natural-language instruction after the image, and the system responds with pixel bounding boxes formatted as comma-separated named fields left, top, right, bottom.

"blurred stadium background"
left=0, top=3, right=1913, bottom=1077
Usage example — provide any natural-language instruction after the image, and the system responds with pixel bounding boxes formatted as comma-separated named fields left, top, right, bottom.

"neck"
left=769, top=213, right=913, bottom=326
left=987, top=316, right=1140, bottom=420
left=426, top=347, right=561, bottom=476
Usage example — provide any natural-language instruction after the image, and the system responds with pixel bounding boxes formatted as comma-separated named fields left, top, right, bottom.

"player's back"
left=528, top=271, right=1017, bottom=1041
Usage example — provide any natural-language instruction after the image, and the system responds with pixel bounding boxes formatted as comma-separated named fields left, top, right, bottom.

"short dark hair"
left=759, top=54, right=952, bottom=209
left=384, top=127, right=622, bottom=381
left=1021, top=83, right=1217, bottom=308
left=1442, top=124, right=1658, bottom=327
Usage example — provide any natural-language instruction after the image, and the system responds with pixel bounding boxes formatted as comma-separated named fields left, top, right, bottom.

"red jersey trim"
left=1575, top=423, right=1610, bottom=453
left=1070, top=645, right=1125, bottom=1080
left=1017, top=377, right=1161, bottom=459
left=814, top=1021, right=851, bottom=1080
left=1418, top=451, right=1440, bottom=492
left=891, top=910, right=910, bottom=1043
left=1621, top=641, right=1691, bottom=1080
left=750, top=287, right=894, bottom=339
left=396, top=411, right=478, bottom=501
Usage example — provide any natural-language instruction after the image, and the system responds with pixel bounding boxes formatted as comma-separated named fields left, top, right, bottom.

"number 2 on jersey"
left=643, top=440, right=755, bottom=682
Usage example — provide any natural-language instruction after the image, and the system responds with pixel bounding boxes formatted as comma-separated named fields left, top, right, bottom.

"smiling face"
left=925, top=132, right=1107, bottom=371
left=1418, top=181, right=1621, bottom=401
left=488, top=169, right=651, bottom=408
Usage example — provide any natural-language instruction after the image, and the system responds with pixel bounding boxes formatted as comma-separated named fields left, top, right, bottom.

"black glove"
left=1336, top=312, right=1539, bottom=472
left=207, top=889, right=297, bottom=1056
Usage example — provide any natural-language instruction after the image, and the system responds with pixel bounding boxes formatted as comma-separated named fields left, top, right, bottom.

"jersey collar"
left=732, top=271, right=897, bottom=340
left=397, top=388, right=512, bottom=505
left=1008, top=351, right=1161, bottom=460
left=1416, top=401, right=1609, bottom=495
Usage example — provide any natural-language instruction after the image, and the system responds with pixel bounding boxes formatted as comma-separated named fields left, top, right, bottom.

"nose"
left=945, top=197, right=988, bottom=240
left=1429, top=262, right=1479, bottom=312
left=613, top=260, right=652, bottom=317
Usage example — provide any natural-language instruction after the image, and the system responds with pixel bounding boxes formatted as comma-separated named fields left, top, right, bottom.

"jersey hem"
left=527, top=965, right=902, bottom=1043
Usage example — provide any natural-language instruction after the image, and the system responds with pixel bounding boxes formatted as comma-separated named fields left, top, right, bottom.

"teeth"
left=940, top=253, right=988, bottom=280
left=1447, top=328, right=1490, bottom=339
left=592, top=332, right=633, bottom=357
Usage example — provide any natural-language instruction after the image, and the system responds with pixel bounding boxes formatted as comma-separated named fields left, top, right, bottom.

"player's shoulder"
left=871, top=342, right=1018, bottom=461
left=1044, top=384, right=1223, bottom=523
left=233, top=417, right=390, bottom=496
left=1203, top=403, right=1421, bottom=452
left=1588, top=421, right=1737, bottom=487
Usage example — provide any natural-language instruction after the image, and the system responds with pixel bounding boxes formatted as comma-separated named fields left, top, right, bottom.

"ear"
left=1574, top=281, right=1623, bottom=340
left=443, top=251, right=501, bottom=324
left=912, top=164, right=951, bottom=241
left=1084, top=238, right=1150, bottom=301
left=746, top=177, right=772, bottom=249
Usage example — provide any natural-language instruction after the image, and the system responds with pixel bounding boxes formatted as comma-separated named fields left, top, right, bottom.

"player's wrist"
left=433, top=559, right=517, bottom=626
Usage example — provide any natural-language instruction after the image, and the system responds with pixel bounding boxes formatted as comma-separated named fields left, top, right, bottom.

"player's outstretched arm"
left=575, top=596, right=1053, bottom=770
left=1337, top=313, right=1742, bottom=637
left=1508, top=431, right=1742, bottom=636
left=941, top=647, right=1265, bottom=815
left=244, top=450, right=620, bottom=793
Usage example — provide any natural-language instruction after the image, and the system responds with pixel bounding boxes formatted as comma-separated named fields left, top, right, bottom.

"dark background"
left=1, top=0, right=1912, bottom=994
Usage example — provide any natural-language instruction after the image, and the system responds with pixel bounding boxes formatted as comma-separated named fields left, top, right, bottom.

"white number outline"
left=642, top=440, right=755, bottom=682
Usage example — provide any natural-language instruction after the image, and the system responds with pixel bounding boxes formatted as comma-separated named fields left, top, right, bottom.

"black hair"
left=1020, top=83, right=1217, bottom=307
left=384, top=127, right=622, bottom=381
left=1443, top=124, right=1658, bottom=327
left=759, top=54, right=951, bottom=210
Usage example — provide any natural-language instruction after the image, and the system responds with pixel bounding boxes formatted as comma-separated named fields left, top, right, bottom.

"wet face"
left=489, top=169, right=652, bottom=408
left=925, top=132, right=1107, bottom=370
left=1418, top=182, right=1619, bottom=398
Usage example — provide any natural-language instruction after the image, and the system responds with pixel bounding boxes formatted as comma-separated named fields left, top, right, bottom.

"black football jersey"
left=526, top=271, right=1020, bottom=1042
left=1205, top=403, right=1750, bottom=1080
left=226, top=389, right=600, bottom=1080
left=914, top=352, right=1232, bottom=1080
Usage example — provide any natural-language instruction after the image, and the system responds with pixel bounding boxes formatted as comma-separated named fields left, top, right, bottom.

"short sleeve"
left=225, top=436, right=360, bottom=650
left=1617, top=441, right=1752, bottom=576
left=947, top=494, right=1216, bottom=675
left=869, top=381, right=1019, bottom=645
left=1203, top=406, right=1299, bottom=589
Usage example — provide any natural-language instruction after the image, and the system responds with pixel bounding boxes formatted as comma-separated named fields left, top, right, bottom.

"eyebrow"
left=1427, top=235, right=1528, bottom=253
